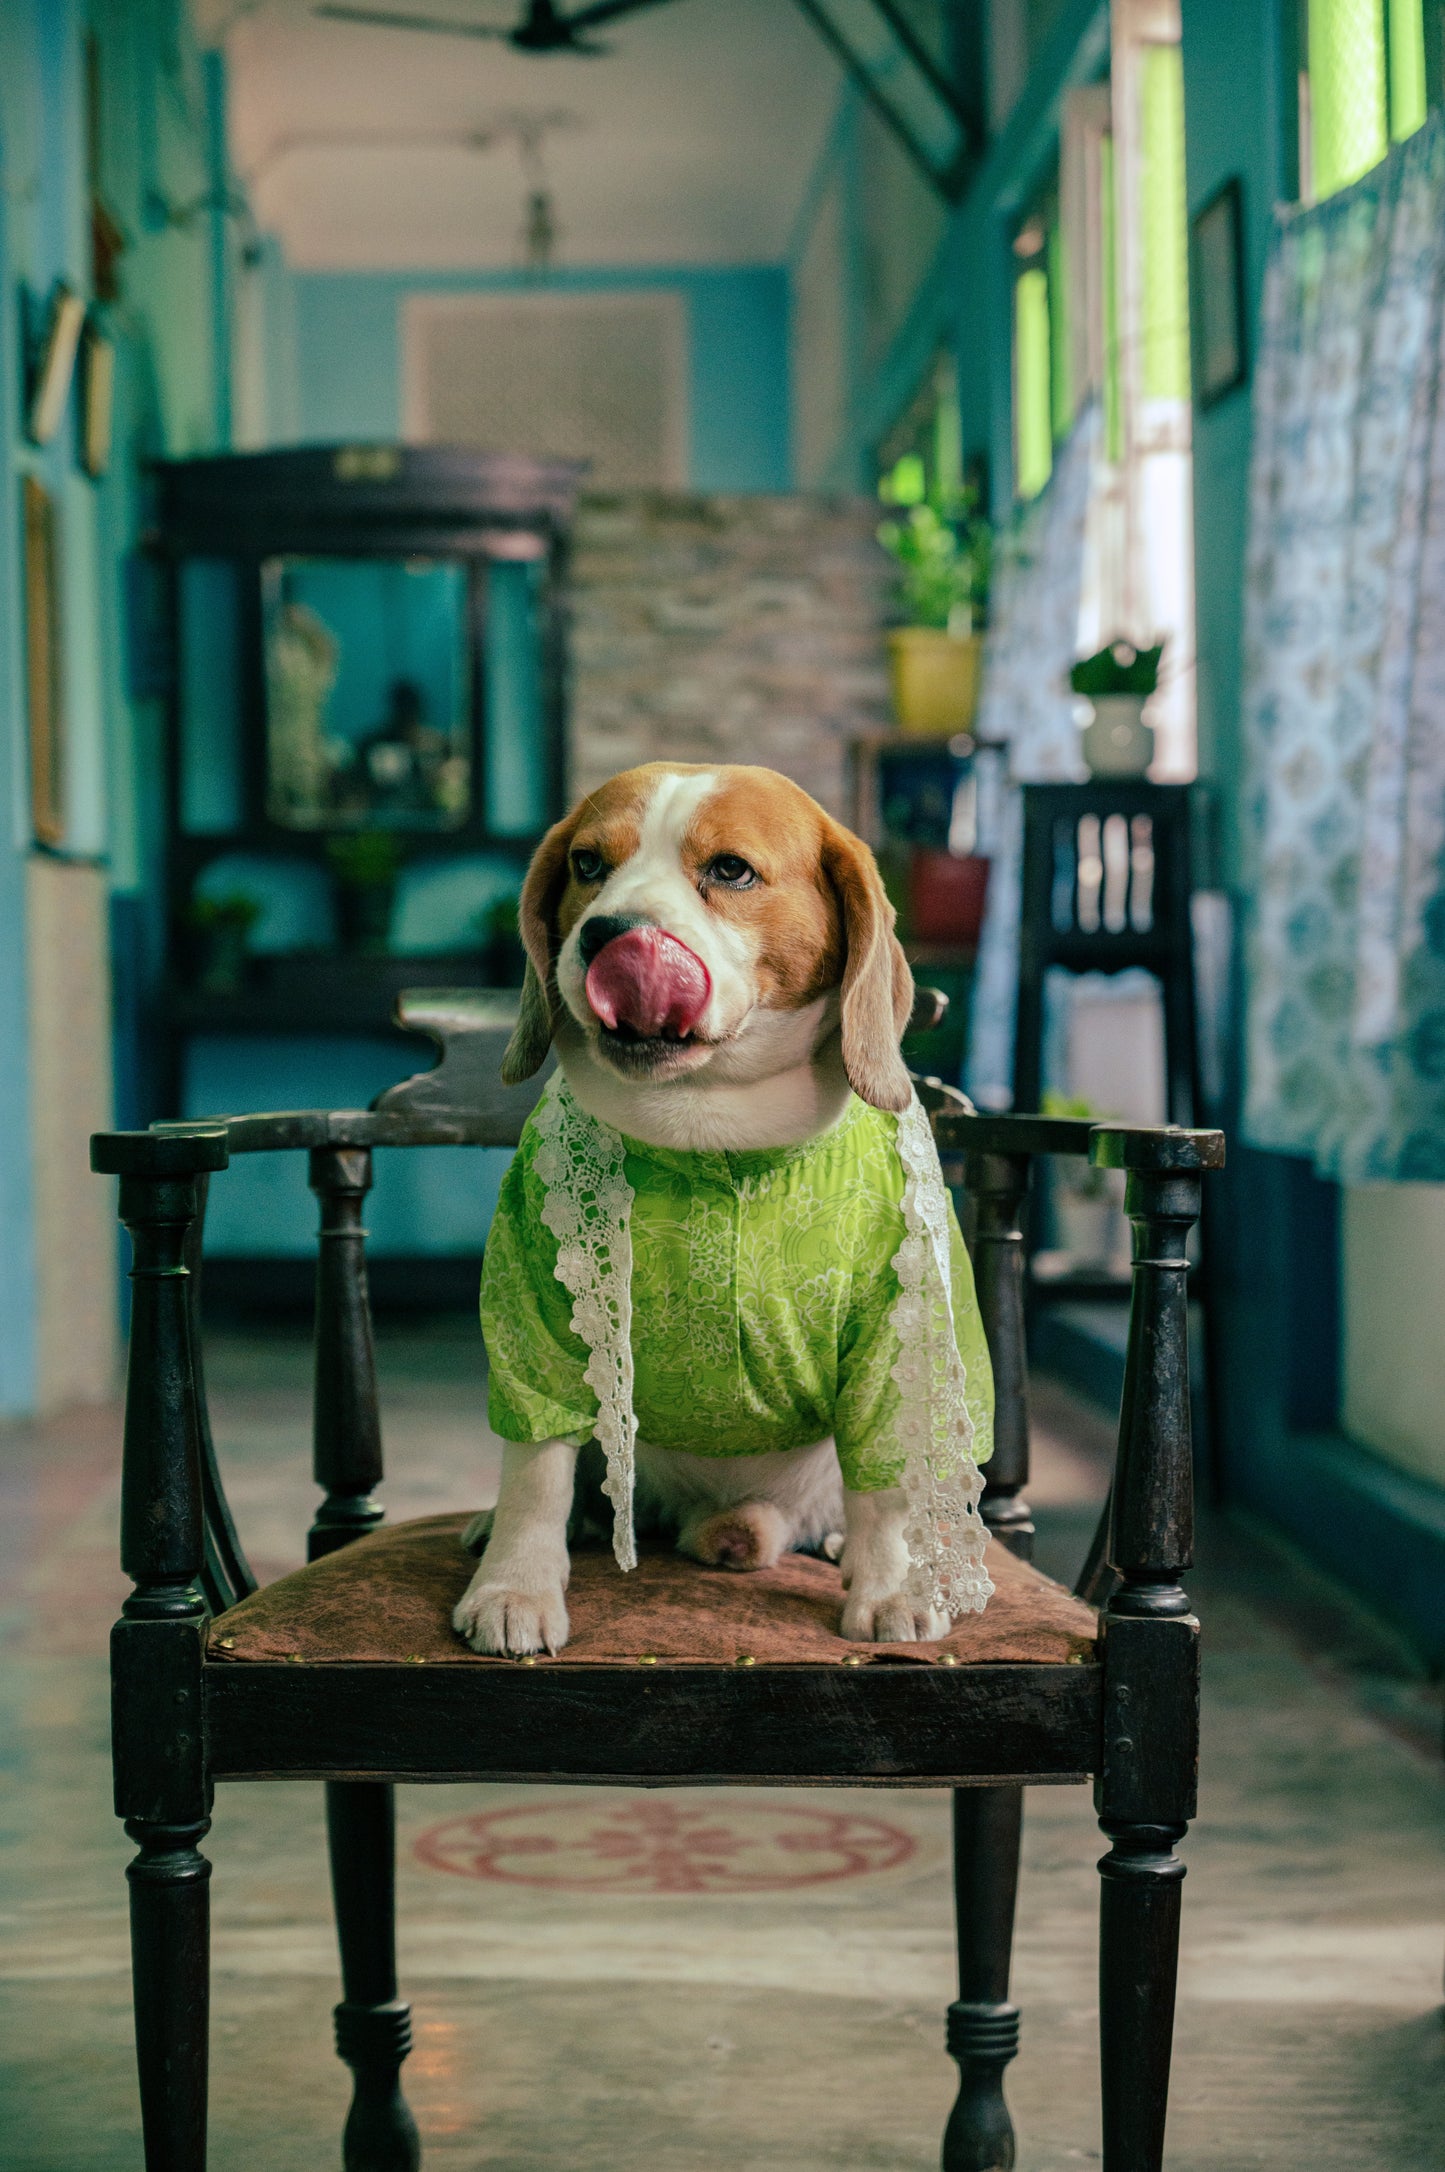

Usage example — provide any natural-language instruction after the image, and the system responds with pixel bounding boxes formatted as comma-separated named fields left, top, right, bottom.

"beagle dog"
left=454, top=761, right=991, bottom=1656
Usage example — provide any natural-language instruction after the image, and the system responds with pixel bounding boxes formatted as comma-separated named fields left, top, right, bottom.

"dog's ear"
left=821, top=819, right=914, bottom=1113
left=501, top=806, right=581, bottom=1084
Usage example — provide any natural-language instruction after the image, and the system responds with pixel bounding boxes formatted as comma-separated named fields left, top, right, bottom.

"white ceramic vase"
left=1081, top=693, right=1154, bottom=778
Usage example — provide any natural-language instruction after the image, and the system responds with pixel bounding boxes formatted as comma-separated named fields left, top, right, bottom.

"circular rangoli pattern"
left=414, top=1796, right=915, bottom=1894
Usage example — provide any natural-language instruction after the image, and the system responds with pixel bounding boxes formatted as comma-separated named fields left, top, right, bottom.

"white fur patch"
left=557, top=769, right=756, bottom=1052
left=553, top=767, right=851, bottom=1150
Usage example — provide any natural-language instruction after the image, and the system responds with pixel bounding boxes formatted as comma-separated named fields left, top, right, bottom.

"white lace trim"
left=535, top=1075, right=990, bottom=1616
left=889, top=1095, right=994, bottom=1618
left=532, top=1074, right=638, bottom=1570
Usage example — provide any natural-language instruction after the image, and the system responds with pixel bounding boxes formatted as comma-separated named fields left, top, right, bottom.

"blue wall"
left=1181, top=0, right=1290, bottom=879
left=0, top=21, right=41, bottom=1413
left=290, top=264, right=791, bottom=492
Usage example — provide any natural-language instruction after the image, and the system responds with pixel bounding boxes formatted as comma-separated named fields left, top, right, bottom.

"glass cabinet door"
left=261, top=555, right=472, bottom=832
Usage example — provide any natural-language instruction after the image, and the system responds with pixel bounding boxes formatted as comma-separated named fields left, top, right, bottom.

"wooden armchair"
left=91, top=992, right=1223, bottom=2172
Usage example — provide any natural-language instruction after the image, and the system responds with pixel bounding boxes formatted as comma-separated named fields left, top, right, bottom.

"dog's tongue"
left=584, top=927, right=711, bottom=1040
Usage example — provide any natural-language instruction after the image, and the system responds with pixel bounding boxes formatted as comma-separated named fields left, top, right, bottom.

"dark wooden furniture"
left=1014, top=780, right=1199, bottom=1124
left=149, top=443, right=584, bottom=1114
left=92, top=992, right=1223, bottom=2172
left=1014, top=781, right=1222, bottom=1487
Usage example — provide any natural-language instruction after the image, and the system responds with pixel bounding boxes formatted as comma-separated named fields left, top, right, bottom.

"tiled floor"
left=1, top=1320, right=1441, bottom=2170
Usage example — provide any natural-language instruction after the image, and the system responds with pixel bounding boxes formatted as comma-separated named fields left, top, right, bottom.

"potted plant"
left=183, top=891, right=263, bottom=996
left=1070, top=639, right=1163, bottom=777
left=877, top=459, right=991, bottom=737
left=325, top=830, right=406, bottom=954
left=478, top=894, right=527, bottom=988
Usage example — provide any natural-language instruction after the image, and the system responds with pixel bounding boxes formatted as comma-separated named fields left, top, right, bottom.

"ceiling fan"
left=312, top=0, right=683, bottom=56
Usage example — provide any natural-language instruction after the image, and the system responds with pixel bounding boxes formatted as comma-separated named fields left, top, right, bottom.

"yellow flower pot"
left=886, top=628, right=982, bottom=737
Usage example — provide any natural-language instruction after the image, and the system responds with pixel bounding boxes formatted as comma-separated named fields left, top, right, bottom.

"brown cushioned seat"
left=209, top=1512, right=1097, bottom=1668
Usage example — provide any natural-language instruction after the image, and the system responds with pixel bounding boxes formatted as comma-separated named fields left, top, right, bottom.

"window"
left=1303, top=0, right=1428, bottom=202
left=877, top=352, right=965, bottom=507
left=1014, top=264, right=1054, bottom=499
left=403, top=291, right=689, bottom=490
left=1139, top=42, right=1189, bottom=405
left=1011, top=182, right=1074, bottom=501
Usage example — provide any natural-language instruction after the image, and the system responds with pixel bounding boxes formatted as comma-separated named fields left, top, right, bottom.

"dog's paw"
left=821, top=1530, right=845, bottom=1563
left=840, top=1591, right=949, bottom=1643
left=678, top=1501, right=788, bottom=1573
left=452, top=1575, right=569, bottom=1656
left=460, top=1510, right=494, bottom=1556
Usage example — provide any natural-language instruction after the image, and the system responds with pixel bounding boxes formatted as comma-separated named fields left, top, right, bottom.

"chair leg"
left=326, top=1781, right=421, bottom=2172
left=127, top=1817, right=211, bottom=2172
left=942, top=1786, right=1022, bottom=2172
left=1098, top=1820, right=1186, bottom=2172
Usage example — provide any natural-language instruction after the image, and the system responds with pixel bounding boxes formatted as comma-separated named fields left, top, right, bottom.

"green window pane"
left=1141, top=44, right=1191, bottom=402
left=1102, top=133, right=1124, bottom=464
left=1015, top=267, right=1053, bottom=500
left=1047, top=221, right=1074, bottom=440
left=933, top=387, right=964, bottom=502
left=1310, top=0, right=1388, bottom=199
left=1389, top=0, right=1427, bottom=139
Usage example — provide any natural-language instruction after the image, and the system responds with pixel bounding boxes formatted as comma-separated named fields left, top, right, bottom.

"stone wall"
left=569, top=493, right=893, bottom=817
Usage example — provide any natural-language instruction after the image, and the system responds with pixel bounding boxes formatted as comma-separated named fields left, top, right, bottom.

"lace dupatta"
left=531, top=1074, right=993, bottom=1619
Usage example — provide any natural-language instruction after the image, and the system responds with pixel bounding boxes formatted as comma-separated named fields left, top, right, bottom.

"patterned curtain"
left=1243, top=113, right=1445, bottom=1181
left=964, top=407, right=1097, bottom=1108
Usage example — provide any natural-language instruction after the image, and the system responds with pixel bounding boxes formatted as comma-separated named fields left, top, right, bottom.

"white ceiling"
left=211, top=0, right=844, bottom=272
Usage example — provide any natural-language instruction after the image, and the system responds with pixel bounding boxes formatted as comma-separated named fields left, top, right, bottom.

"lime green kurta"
left=481, top=1094, right=994, bottom=1492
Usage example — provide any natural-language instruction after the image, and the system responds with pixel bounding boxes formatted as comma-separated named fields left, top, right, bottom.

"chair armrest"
left=91, top=1126, right=230, bottom=1180
left=934, top=1110, right=1097, bottom=1159
left=371, top=989, right=544, bottom=1144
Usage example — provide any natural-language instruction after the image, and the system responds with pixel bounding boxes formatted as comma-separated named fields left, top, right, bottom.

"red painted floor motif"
left=414, top=1796, right=916, bottom=1894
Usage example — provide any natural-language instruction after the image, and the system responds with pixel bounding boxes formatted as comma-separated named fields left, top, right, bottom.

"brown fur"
left=500, top=806, right=580, bottom=1085
left=501, top=762, right=913, bottom=1110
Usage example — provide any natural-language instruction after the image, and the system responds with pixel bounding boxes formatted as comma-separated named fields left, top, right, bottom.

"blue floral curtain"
left=1243, top=114, right=1445, bottom=1181
left=964, top=407, right=1096, bottom=1108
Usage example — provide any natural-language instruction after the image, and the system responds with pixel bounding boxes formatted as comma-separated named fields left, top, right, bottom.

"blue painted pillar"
left=203, top=46, right=232, bottom=449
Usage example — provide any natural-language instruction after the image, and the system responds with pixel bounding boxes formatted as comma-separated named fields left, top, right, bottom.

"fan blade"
left=313, top=5, right=511, bottom=37
left=563, top=0, right=685, bottom=28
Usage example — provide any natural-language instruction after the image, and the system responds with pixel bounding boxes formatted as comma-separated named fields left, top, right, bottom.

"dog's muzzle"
left=583, top=925, right=712, bottom=1041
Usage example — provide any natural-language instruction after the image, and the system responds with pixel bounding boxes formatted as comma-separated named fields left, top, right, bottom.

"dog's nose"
left=577, top=913, right=651, bottom=969
left=584, top=925, right=712, bottom=1040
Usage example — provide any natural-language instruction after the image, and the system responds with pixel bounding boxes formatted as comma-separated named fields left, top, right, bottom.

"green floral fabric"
left=481, top=1094, right=994, bottom=1492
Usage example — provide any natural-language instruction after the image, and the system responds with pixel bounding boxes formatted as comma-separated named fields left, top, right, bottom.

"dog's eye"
left=571, top=849, right=606, bottom=884
left=707, top=853, right=757, bottom=889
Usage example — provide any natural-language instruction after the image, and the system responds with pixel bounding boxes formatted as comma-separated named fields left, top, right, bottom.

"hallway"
left=1, top=1327, right=1439, bottom=2171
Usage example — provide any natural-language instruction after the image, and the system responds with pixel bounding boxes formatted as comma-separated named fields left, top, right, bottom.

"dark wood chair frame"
left=91, top=992, right=1223, bottom=2172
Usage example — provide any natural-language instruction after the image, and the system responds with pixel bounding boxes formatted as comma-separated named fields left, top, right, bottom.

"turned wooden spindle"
left=184, top=1172, right=258, bottom=1614
left=309, top=1145, right=385, bottom=1562
left=1094, top=1132, right=1222, bottom=1618
left=1090, top=1124, right=1223, bottom=2172
left=92, top=1126, right=230, bottom=2172
left=306, top=1143, right=419, bottom=2172
left=964, top=1147, right=1035, bottom=1559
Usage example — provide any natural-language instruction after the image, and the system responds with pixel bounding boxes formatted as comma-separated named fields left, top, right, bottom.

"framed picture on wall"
left=26, top=283, right=86, bottom=446
left=23, top=477, right=65, bottom=847
left=1190, top=178, right=1248, bottom=410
